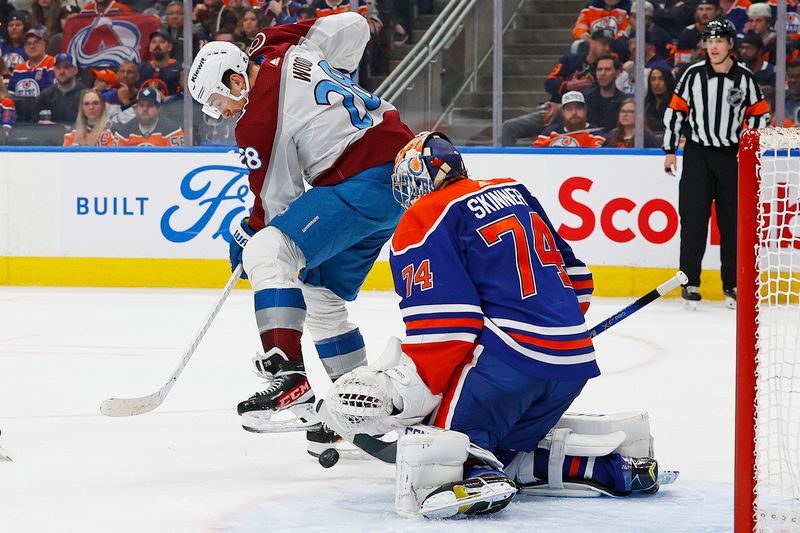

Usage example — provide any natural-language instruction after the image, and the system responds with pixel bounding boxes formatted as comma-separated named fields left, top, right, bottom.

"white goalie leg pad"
left=553, top=411, right=654, bottom=457
left=242, top=226, right=306, bottom=291
left=395, top=430, right=470, bottom=517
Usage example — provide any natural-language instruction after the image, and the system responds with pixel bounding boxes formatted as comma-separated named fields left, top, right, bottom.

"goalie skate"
left=418, top=474, right=517, bottom=519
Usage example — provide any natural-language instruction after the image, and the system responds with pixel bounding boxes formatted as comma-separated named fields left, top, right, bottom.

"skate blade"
left=419, top=483, right=516, bottom=519
left=241, top=404, right=321, bottom=433
left=0, top=447, right=12, bottom=462
left=683, top=300, right=698, bottom=311
left=658, top=470, right=679, bottom=486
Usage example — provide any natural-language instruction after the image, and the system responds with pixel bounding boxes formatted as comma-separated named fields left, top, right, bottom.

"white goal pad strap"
left=553, top=411, right=653, bottom=458
left=395, top=431, right=470, bottom=517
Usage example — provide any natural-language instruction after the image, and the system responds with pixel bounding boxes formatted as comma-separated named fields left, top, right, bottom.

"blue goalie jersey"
left=389, top=178, right=599, bottom=395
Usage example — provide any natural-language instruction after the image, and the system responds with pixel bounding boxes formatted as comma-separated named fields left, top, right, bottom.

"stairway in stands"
left=449, top=0, right=586, bottom=145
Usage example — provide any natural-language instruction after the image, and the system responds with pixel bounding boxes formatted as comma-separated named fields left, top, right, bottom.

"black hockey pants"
left=678, top=141, right=739, bottom=291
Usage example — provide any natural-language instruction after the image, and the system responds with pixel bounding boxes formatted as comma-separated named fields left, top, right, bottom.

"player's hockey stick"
left=307, top=270, right=689, bottom=465
left=588, top=270, right=688, bottom=337
left=100, top=265, right=244, bottom=417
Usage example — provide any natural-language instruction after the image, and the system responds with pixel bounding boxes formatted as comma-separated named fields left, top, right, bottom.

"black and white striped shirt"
left=663, top=60, right=770, bottom=152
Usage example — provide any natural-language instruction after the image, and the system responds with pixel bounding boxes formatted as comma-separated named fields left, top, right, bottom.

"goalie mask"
left=188, top=41, right=251, bottom=119
left=392, top=131, right=466, bottom=209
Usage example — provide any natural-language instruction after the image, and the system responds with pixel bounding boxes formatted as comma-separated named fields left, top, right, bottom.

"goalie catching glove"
left=326, top=337, right=441, bottom=436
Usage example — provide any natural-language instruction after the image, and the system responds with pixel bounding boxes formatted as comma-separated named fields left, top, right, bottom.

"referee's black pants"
left=678, top=141, right=738, bottom=291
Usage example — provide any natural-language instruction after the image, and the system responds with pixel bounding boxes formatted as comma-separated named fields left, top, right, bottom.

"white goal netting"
left=753, top=128, right=800, bottom=530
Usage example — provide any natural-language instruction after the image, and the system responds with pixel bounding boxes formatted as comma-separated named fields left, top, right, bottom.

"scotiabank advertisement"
left=0, top=148, right=720, bottom=271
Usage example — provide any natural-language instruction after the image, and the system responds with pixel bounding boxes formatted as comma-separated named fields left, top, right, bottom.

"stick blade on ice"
left=100, top=393, right=162, bottom=417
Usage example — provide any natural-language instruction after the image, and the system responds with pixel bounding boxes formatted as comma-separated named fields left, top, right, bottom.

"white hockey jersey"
left=237, top=12, right=413, bottom=230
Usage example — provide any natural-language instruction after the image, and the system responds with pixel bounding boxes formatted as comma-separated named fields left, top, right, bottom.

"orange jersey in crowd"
left=572, top=1, right=630, bottom=39
left=115, top=128, right=184, bottom=147
left=63, top=129, right=116, bottom=147
left=533, top=130, right=606, bottom=148
left=80, top=0, right=133, bottom=14
left=315, top=3, right=368, bottom=18
left=1, top=97, right=15, bottom=131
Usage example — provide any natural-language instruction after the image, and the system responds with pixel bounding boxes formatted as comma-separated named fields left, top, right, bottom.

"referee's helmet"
left=702, top=19, right=736, bottom=45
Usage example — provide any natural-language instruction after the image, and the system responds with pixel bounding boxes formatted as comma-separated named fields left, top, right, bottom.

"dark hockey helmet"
left=392, top=131, right=466, bottom=209
left=702, top=19, right=736, bottom=43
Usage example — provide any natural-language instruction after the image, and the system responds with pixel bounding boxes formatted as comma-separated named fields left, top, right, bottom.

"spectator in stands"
left=785, top=62, right=800, bottom=125
left=653, top=0, right=697, bottom=38
left=80, top=0, right=132, bottom=15
left=313, top=0, right=368, bottom=18
left=35, top=53, right=86, bottom=124
left=745, top=2, right=777, bottom=63
left=139, top=29, right=182, bottom=98
left=645, top=65, right=675, bottom=135
left=163, top=1, right=204, bottom=64
left=234, top=8, right=262, bottom=47
left=193, top=0, right=238, bottom=38
left=546, top=28, right=612, bottom=104
left=585, top=54, right=625, bottom=132
left=0, top=76, right=15, bottom=139
left=46, top=6, right=80, bottom=57
left=9, top=29, right=54, bottom=122
left=213, top=30, right=237, bottom=44
left=721, top=0, right=750, bottom=35
left=760, top=85, right=794, bottom=128
left=605, top=98, right=659, bottom=147
left=677, top=0, right=722, bottom=54
left=572, top=0, right=631, bottom=48
left=92, top=69, right=119, bottom=99
left=628, top=28, right=672, bottom=68
left=738, top=32, right=776, bottom=88
left=31, top=0, right=61, bottom=36
left=114, top=86, right=184, bottom=146
left=500, top=103, right=552, bottom=147
left=265, top=0, right=306, bottom=26
left=63, top=89, right=115, bottom=146
left=533, top=91, right=607, bottom=148
left=628, top=1, right=671, bottom=59
left=1, top=11, right=29, bottom=73
left=673, top=30, right=707, bottom=76
left=0, top=0, right=15, bottom=39
left=104, top=60, right=139, bottom=114
left=296, top=7, right=316, bottom=21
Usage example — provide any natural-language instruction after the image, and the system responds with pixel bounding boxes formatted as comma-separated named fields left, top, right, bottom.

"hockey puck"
left=318, top=448, right=340, bottom=469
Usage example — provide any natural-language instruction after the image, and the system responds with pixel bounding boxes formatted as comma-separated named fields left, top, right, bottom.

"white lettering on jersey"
left=466, top=187, right=528, bottom=219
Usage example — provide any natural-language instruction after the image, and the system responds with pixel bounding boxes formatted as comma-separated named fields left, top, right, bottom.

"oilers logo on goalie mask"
left=392, top=131, right=465, bottom=209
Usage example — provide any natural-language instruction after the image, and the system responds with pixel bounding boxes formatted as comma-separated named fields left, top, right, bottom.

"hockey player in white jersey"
left=187, top=13, right=413, bottom=447
left=321, top=132, right=677, bottom=518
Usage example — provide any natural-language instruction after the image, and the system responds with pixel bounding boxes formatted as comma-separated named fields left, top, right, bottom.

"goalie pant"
left=430, top=344, right=627, bottom=495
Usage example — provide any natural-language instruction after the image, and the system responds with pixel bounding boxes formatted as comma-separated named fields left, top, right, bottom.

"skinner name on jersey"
left=467, top=186, right=529, bottom=219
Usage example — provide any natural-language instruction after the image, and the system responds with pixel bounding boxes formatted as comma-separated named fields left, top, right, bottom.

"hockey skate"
left=681, top=285, right=701, bottom=311
left=418, top=473, right=517, bottom=519
left=239, top=350, right=319, bottom=433
left=723, top=287, right=737, bottom=310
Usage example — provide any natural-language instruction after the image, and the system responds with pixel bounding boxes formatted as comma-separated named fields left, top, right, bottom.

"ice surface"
left=0, top=287, right=735, bottom=532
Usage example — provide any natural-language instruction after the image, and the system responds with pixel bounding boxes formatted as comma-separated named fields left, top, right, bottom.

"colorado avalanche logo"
left=551, top=135, right=580, bottom=147
left=67, top=16, right=141, bottom=67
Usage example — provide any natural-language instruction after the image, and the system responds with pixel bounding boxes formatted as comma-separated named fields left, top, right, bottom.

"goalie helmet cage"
left=736, top=128, right=800, bottom=532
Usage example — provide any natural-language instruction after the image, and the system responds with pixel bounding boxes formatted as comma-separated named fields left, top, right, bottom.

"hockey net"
left=737, top=128, right=800, bottom=532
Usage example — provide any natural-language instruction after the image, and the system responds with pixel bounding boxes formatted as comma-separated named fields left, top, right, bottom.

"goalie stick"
left=305, top=270, right=688, bottom=464
left=100, top=265, right=243, bottom=417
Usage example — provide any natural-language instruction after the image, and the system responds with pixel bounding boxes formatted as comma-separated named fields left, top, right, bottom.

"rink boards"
left=0, top=146, right=727, bottom=298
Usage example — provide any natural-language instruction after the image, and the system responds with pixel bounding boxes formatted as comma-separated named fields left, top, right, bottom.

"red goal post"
left=736, top=128, right=800, bottom=532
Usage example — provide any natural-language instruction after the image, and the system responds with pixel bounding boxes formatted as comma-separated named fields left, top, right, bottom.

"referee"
left=663, top=19, right=770, bottom=309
